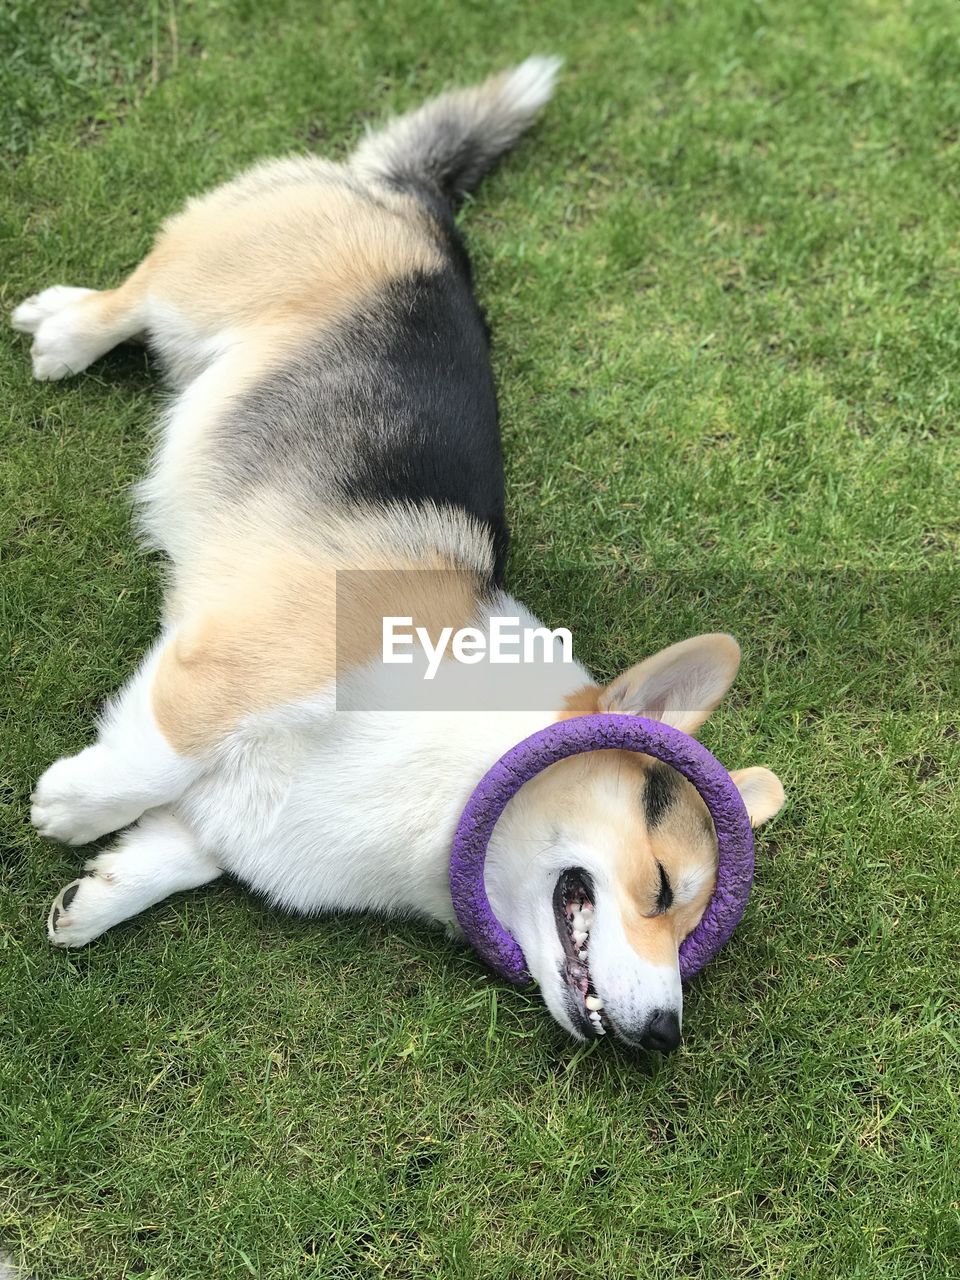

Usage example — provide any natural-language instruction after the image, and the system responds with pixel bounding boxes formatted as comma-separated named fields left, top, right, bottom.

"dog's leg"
left=31, top=597, right=328, bottom=846
left=31, top=635, right=203, bottom=847
left=46, top=809, right=221, bottom=947
left=11, top=268, right=150, bottom=381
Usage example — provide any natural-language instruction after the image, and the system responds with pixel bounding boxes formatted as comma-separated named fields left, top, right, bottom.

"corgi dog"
left=14, top=59, right=784, bottom=1050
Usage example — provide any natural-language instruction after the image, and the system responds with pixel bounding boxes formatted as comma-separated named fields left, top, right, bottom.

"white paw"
left=48, top=873, right=117, bottom=947
left=31, top=748, right=143, bottom=846
left=46, top=819, right=218, bottom=948
left=11, top=285, right=98, bottom=380
left=11, top=285, right=94, bottom=334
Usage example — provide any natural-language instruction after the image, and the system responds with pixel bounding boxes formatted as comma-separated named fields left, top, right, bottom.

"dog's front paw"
left=31, top=749, right=138, bottom=846
left=11, top=286, right=97, bottom=380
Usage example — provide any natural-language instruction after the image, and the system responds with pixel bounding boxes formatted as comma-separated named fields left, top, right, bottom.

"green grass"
left=2, top=1, right=959, bottom=1277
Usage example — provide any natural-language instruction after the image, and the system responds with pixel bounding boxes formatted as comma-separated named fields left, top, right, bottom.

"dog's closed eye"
left=653, top=861, right=673, bottom=915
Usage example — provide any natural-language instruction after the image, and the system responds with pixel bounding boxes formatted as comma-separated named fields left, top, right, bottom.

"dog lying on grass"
left=14, top=59, right=784, bottom=1049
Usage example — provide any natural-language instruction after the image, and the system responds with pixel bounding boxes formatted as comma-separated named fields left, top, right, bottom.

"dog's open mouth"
left=553, top=868, right=610, bottom=1039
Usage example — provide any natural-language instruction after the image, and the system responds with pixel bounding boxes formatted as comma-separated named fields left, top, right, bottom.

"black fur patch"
left=644, top=763, right=681, bottom=828
left=220, top=250, right=508, bottom=583
left=655, top=861, right=674, bottom=914
left=335, top=268, right=506, bottom=578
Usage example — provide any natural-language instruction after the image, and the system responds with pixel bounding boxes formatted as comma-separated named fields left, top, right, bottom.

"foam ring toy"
left=449, top=713, right=755, bottom=986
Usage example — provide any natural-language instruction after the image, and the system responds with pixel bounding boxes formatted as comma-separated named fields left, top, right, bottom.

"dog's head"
left=484, top=634, right=785, bottom=1050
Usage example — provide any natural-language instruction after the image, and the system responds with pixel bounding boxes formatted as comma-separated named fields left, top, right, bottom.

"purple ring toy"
left=449, top=713, right=755, bottom=986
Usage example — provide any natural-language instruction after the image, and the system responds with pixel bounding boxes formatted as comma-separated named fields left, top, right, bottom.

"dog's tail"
left=351, top=56, right=561, bottom=204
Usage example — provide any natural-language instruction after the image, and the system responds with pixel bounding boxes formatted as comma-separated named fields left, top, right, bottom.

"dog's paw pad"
left=47, top=874, right=120, bottom=948
left=48, top=878, right=87, bottom=946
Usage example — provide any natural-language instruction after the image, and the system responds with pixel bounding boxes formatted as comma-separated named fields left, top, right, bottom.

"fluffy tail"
left=351, top=56, right=562, bottom=203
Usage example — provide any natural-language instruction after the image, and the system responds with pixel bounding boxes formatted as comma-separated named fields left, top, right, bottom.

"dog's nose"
left=640, top=1008, right=681, bottom=1054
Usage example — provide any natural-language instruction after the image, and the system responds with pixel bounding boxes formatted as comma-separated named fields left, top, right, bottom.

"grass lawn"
left=2, top=1, right=959, bottom=1276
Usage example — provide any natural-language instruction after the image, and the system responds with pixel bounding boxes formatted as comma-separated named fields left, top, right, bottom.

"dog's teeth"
left=572, top=930, right=587, bottom=946
left=581, top=905, right=594, bottom=922
left=585, top=995, right=604, bottom=1011
left=579, top=949, right=588, bottom=960
left=572, top=911, right=586, bottom=932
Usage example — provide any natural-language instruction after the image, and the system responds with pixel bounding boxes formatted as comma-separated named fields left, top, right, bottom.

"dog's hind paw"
left=11, top=285, right=99, bottom=380
left=11, top=286, right=93, bottom=334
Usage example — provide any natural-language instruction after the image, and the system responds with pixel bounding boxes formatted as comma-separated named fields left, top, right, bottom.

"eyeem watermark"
left=383, top=615, right=574, bottom=681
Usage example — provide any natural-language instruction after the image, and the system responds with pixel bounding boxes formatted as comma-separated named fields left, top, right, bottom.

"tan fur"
left=144, top=164, right=442, bottom=342
left=67, top=281, right=149, bottom=343
left=153, top=509, right=486, bottom=754
left=558, top=683, right=602, bottom=718
left=616, top=774, right=717, bottom=959
left=729, top=766, right=786, bottom=828
left=117, top=161, right=456, bottom=597
left=56, top=161, right=445, bottom=422
left=28, top=163, right=451, bottom=573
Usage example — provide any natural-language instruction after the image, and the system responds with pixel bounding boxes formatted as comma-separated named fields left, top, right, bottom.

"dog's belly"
left=175, top=709, right=470, bottom=924
left=175, top=702, right=562, bottom=926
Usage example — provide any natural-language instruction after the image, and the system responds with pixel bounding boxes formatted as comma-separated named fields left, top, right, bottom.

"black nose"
left=640, top=1009, right=681, bottom=1054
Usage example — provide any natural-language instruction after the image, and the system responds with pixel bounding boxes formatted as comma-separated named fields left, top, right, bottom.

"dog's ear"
left=729, top=766, right=786, bottom=826
left=597, top=633, right=741, bottom=734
